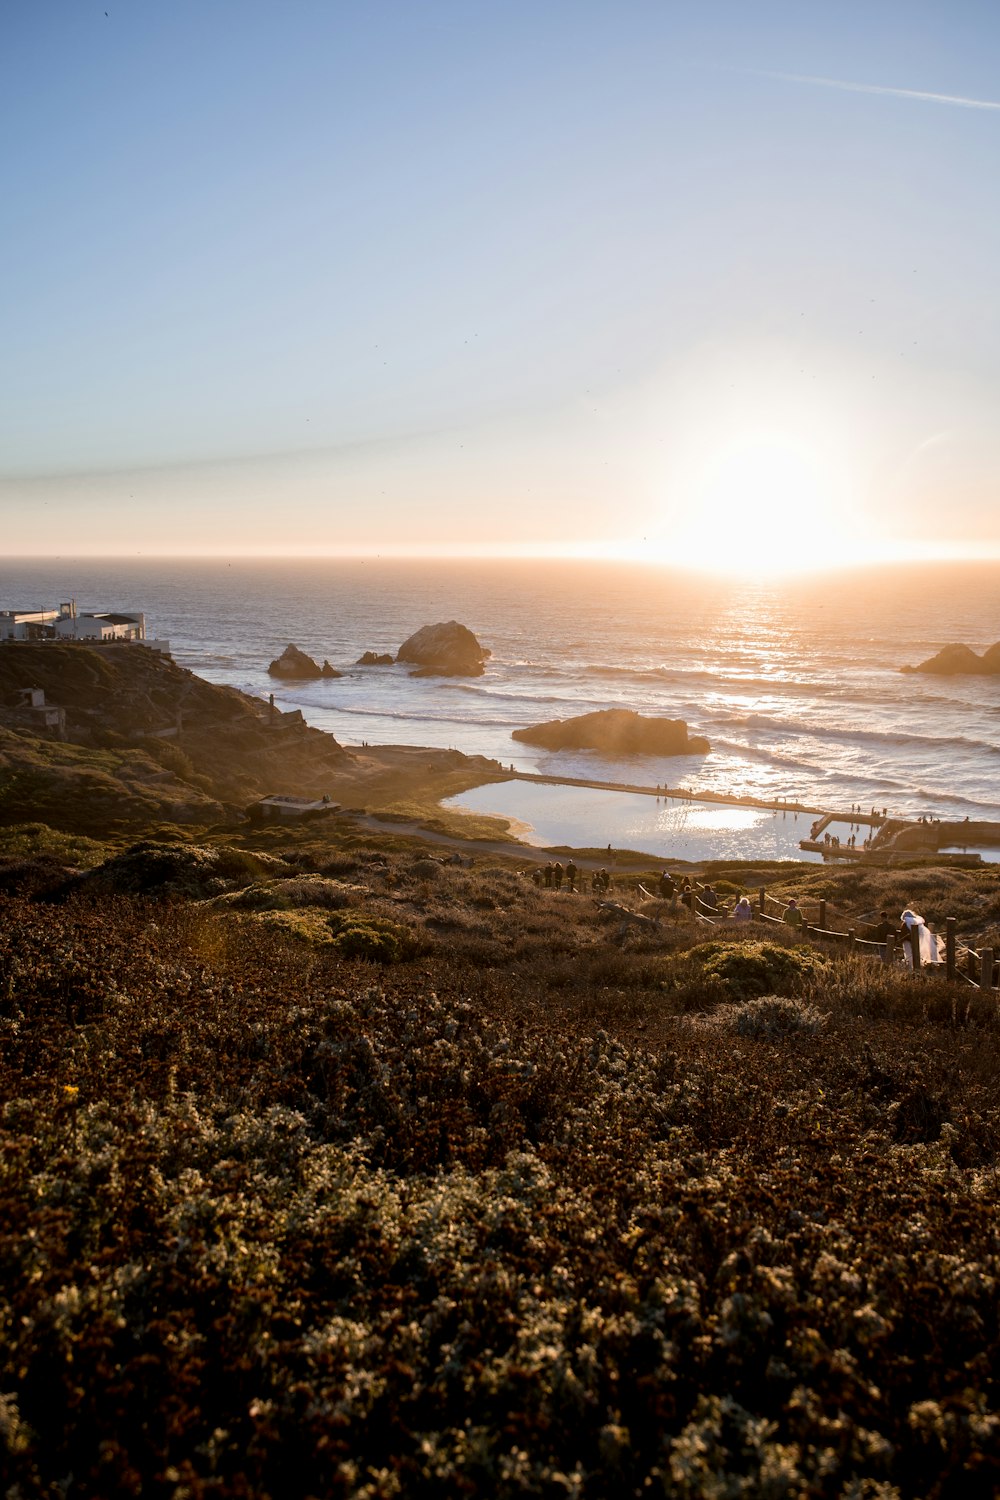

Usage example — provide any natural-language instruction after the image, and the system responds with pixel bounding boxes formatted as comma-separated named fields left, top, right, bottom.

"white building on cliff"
left=0, top=600, right=167, bottom=650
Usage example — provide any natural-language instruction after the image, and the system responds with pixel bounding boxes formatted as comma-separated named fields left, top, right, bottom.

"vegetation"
left=1, top=832, right=999, bottom=1497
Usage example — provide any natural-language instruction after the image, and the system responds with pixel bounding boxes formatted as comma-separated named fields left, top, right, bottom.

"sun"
left=648, top=432, right=858, bottom=577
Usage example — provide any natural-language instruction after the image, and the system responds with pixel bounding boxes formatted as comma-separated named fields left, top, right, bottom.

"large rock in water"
left=267, top=644, right=340, bottom=679
left=396, top=621, right=490, bottom=677
left=512, top=709, right=710, bottom=756
left=903, top=643, right=1000, bottom=675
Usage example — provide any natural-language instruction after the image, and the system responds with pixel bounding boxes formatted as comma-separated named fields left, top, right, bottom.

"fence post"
left=885, top=932, right=895, bottom=965
left=980, top=948, right=994, bottom=992
left=946, top=917, right=956, bottom=982
left=909, top=926, right=921, bottom=972
left=848, top=927, right=856, bottom=951
left=759, top=886, right=766, bottom=916
left=819, top=899, right=827, bottom=930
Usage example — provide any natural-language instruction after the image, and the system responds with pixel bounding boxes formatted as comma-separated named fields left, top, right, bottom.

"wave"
left=568, top=660, right=994, bottom=712
left=708, top=714, right=1000, bottom=757
left=706, top=737, right=834, bottom=776
left=311, top=702, right=522, bottom=731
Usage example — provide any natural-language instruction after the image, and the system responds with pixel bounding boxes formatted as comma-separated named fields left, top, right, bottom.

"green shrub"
left=327, top=908, right=426, bottom=963
left=686, top=939, right=827, bottom=999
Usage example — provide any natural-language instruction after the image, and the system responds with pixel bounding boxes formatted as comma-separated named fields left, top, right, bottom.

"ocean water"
left=4, top=557, right=1000, bottom=855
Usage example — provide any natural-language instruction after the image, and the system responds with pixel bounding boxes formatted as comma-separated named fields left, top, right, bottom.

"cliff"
left=0, top=642, right=351, bottom=827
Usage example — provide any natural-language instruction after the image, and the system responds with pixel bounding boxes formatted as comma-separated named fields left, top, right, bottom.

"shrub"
left=215, top=876, right=368, bottom=912
left=707, top=993, right=828, bottom=1039
left=327, top=909, right=427, bottom=963
left=685, top=939, right=827, bottom=999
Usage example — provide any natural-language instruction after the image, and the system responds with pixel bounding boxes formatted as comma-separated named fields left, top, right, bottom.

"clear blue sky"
left=3, top=1, right=999, bottom=566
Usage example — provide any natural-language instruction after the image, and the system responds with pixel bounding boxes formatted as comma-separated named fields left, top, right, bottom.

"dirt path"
left=348, top=812, right=627, bottom=871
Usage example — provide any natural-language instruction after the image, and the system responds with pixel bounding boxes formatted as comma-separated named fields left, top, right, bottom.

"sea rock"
left=512, top=708, right=710, bottom=756
left=267, top=644, right=338, bottom=679
left=396, top=621, right=491, bottom=677
left=903, top=642, right=1000, bottom=675
left=356, top=651, right=395, bottom=666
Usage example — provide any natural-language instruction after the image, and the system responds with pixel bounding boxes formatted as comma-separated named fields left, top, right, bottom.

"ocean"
left=4, top=557, right=1000, bottom=860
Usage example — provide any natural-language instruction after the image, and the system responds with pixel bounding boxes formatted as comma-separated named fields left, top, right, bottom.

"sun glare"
left=653, top=433, right=856, bottom=576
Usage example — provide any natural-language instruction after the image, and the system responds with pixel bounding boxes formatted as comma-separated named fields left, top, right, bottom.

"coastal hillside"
left=0, top=645, right=504, bottom=834
left=2, top=834, right=999, bottom=1496
left=0, top=643, right=351, bottom=815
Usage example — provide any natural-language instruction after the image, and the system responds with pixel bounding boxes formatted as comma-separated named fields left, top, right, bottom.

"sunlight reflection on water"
left=443, top=781, right=821, bottom=863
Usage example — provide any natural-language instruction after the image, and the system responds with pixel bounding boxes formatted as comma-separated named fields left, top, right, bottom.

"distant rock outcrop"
left=267, top=644, right=340, bottom=679
left=396, top=621, right=490, bottom=677
left=903, top=642, right=1000, bottom=676
left=512, top=708, right=710, bottom=756
left=356, top=651, right=395, bottom=666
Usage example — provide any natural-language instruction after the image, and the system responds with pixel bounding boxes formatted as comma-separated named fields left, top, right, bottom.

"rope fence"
left=634, top=876, right=999, bottom=995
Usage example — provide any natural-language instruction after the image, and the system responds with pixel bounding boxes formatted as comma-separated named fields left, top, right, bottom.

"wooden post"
left=884, top=932, right=895, bottom=965
left=848, top=927, right=856, bottom=951
left=910, top=927, right=921, bottom=972
left=980, top=948, right=994, bottom=992
left=759, top=886, right=766, bottom=916
left=819, top=899, right=827, bottom=931
left=946, top=917, right=956, bottom=982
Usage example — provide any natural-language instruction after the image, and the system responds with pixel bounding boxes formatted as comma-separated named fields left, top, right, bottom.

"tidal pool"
left=443, top=780, right=822, bottom=863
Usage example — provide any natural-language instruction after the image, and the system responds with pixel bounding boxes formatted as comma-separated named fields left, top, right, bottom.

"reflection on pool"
left=443, top=781, right=822, bottom=863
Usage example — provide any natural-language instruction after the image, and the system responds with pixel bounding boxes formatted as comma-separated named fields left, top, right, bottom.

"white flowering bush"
left=707, top=994, right=828, bottom=1040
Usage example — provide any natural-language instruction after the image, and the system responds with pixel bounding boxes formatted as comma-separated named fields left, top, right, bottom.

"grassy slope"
left=1, top=838, right=999, bottom=1497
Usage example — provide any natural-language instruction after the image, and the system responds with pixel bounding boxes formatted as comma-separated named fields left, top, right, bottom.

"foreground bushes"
left=1, top=893, right=999, bottom=1497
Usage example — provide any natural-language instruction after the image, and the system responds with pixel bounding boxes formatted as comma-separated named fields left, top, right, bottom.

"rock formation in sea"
left=395, top=621, right=491, bottom=677
left=903, top=642, right=1000, bottom=675
left=267, top=644, right=340, bottom=679
left=356, top=651, right=395, bottom=666
left=512, top=708, right=710, bottom=756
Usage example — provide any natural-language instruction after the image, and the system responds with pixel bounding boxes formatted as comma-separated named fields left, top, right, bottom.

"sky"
left=2, top=0, right=1000, bottom=571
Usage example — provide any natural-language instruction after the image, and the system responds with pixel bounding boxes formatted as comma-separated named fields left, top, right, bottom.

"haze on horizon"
left=2, top=1, right=1000, bottom=576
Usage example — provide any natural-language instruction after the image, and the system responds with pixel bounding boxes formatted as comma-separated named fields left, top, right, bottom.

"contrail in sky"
left=763, top=70, right=1000, bottom=112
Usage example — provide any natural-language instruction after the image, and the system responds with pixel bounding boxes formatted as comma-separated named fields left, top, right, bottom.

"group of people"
left=530, top=854, right=948, bottom=973
left=821, top=831, right=872, bottom=850
left=655, top=871, right=756, bottom=923
left=532, top=860, right=612, bottom=894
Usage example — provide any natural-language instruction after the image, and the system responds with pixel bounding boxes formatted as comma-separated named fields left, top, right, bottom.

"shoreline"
left=362, top=754, right=999, bottom=866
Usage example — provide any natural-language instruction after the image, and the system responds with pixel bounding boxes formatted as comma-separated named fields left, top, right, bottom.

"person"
left=553, top=861, right=564, bottom=890
left=782, top=897, right=803, bottom=930
left=565, top=859, right=577, bottom=891
left=872, top=911, right=890, bottom=940
left=732, top=895, right=753, bottom=923
left=596, top=867, right=610, bottom=893
left=657, top=870, right=676, bottom=899
left=900, top=908, right=939, bottom=968
left=700, top=882, right=718, bottom=913
left=543, top=862, right=553, bottom=888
